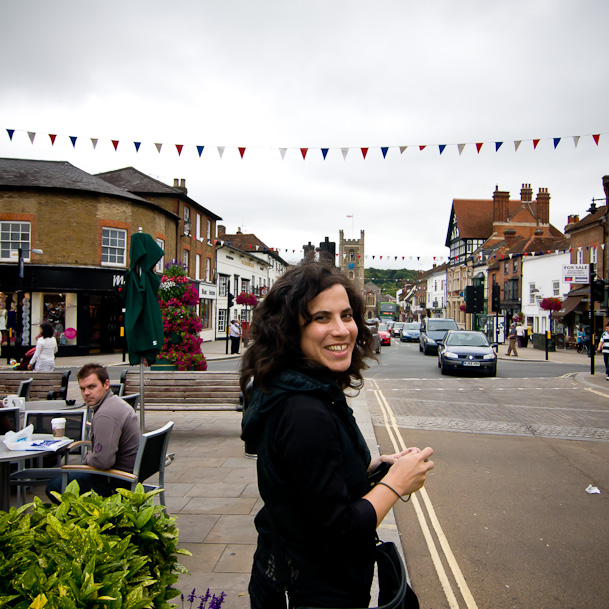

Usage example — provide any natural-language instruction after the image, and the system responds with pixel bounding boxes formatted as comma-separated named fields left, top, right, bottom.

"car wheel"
left=441, top=361, right=448, bottom=375
left=488, top=364, right=497, bottom=377
left=424, top=345, right=431, bottom=356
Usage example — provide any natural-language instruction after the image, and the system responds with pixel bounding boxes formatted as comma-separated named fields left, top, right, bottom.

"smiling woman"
left=240, top=262, right=434, bottom=608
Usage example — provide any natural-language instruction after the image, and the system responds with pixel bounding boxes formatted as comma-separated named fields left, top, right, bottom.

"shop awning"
left=551, top=295, right=585, bottom=319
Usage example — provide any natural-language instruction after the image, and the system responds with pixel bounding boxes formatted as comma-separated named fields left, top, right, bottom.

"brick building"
left=0, top=158, right=221, bottom=356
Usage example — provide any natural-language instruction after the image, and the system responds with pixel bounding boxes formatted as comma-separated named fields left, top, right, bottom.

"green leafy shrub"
left=0, top=481, right=191, bottom=608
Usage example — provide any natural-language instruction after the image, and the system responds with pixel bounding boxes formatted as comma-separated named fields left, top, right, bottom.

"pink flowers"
left=539, top=297, right=562, bottom=312
left=157, top=264, right=207, bottom=371
left=236, top=292, right=257, bottom=307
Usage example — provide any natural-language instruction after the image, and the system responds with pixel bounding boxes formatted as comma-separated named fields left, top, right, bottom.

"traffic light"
left=592, top=279, right=605, bottom=302
left=114, top=283, right=125, bottom=306
left=465, top=285, right=484, bottom=314
left=491, top=283, right=501, bottom=313
left=227, top=292, right=235, bottom=308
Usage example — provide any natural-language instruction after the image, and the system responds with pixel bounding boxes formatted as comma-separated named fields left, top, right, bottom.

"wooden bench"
left=120, top=370, right=244, bottom=411
left=0, top=370, right=71, bottom=401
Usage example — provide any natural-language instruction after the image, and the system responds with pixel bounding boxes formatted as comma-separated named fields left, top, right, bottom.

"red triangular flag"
left=476, top=142, right=483, bottom=153
left=300, top=148, right=308, bottom=159
left=49, top=134, right=57, bottom=145
left=176, top=144, right=183, bottom=156
left=533, top=139, right=540, bottom=149
left=112, top=140, right=119, bottom=151
left=419, top=145, right=426, bottom=151
left=361, top=147, right=368, bottom=159
left=593, top=134, right=600, bottom=146
left=239, top=147, right=246, bottom=158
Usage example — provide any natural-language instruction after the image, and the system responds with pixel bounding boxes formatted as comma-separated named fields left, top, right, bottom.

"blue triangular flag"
left=553, top=137, right=561, bottom=149
left=69, top=136, right=77, bottom=148
left=7, top=129, right=14, bottom=141
left=495, top=141, right=503, bottom=151
left=197, top=145, right=205, bottom=157
left=439, top=144, right=446, bottom=155
left=381, top=147, right=389, bottom=158
left=321, top=148, right=329, bottom=159
left=134, top=141, right=141, bottom=152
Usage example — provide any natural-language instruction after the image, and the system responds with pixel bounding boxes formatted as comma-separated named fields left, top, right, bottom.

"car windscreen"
left=379, top=324, right=388, bottom=332
left=403, top=323, right=420, bottom=330
left=446, top=333, right=490, bottom=347
left=428, top=320, right=458, bottom=332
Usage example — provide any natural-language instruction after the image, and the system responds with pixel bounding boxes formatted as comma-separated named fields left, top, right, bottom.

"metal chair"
left=109, top=382, right=125, bottom=396
left=17, top=378, right=33, bottom=400
left=121, top=393, right=140, bottom=411
left=0, top=406, right=20, bottom=434
left=10, top=409, right=89, bottom=504
left=61, top=421, right=175, bottom=512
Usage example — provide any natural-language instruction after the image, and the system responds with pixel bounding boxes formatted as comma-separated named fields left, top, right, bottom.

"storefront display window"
left=43, top=293, right=66, bottom=343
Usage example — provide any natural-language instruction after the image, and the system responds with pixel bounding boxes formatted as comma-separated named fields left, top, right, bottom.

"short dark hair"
left=240, top=261, right=374, bottom=395
left=77, top=363, right=109, bottom=384
left=40, top=322, right=54, bottom=338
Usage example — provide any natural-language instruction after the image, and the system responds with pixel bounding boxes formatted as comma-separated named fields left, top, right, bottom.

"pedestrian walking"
left=241, top=261, right=434, bottom=609
left=229, top=319, right=241, bottom=354
left=516, top=322, right=525, bottom=348
left=597, top=323, right=609, bottom=379
left=506, top=323, right=519, bottom=356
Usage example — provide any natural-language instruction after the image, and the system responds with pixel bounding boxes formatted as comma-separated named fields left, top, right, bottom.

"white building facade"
left=521, top=251, right=571, bottom=334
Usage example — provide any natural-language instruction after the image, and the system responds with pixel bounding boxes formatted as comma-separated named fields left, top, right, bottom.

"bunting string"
left=2, top=127, right=605, bottom=159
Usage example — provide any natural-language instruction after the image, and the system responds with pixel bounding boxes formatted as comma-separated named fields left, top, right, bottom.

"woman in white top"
left=28, top=322, right=58, bottom=371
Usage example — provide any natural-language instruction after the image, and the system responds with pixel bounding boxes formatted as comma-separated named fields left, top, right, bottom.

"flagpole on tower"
left=346, top=214, right=354, bottom=238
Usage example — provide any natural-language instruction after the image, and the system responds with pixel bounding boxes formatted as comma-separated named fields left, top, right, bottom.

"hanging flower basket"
left=512, top=312, right=524, bottom=323
left=459, top=303, right=467, bottom=312
left=539, top=297, right=562, bottom=312
left=236, top=292, right=258, bottom=307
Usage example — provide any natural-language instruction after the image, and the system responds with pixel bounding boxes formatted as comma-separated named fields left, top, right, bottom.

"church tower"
left=339, top=229, right=365, bottom=293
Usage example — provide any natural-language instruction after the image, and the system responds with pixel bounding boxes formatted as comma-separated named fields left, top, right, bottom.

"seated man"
left=46, top=363, right=142, bottom=503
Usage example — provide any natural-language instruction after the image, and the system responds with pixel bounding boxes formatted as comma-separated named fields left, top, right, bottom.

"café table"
left=0, top=434, right=68, bottom=512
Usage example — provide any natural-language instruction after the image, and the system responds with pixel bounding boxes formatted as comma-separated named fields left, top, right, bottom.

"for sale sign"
left=562, top=264, right=589, bottom=283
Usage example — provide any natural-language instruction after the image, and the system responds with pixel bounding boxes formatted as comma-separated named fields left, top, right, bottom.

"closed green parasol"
left=124, top=231, right=165, bottom=431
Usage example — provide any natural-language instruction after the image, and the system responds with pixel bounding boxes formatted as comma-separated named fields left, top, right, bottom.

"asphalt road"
left=370, top=338, right=609, bottom=609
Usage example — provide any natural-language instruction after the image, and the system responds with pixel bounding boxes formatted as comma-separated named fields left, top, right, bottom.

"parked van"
left=419, top=317, right=459, bottom=355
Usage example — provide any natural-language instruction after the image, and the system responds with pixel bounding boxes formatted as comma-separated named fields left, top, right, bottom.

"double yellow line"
left=371, top=380, right=479, bottom=609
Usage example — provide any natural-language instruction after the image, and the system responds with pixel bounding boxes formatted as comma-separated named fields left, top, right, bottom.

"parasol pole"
left=139, top=356, right=145, bottom=432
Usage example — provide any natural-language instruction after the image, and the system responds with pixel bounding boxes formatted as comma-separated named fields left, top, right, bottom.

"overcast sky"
left=1, top=0, right=608, bottom=270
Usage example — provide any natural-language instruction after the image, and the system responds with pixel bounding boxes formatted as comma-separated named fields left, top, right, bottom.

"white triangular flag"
left=341, top=148, right=349, bottom=160
left=28, top=132, right=36, bottom=144
left=279, top=148, right=287, bottom=159
left=155, top=143, right=163, bottom=153
left=573, top=136, right=580, bottom=148
left=457, top=144, right=466, bottom=156
left=217, top=146, right=225, bottom=158
left=514, top=140, right=522, bottom=151
left=91, top=138, right=98, bottom=149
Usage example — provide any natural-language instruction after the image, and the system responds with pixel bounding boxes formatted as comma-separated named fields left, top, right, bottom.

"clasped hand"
left=369, top=446, right=434, bottom=496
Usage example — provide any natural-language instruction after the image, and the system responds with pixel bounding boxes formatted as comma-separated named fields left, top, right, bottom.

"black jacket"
left=241, top=368, right=377, bottom=607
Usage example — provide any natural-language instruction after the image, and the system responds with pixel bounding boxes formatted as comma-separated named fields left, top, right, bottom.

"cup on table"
left=3, top=395, right=19, bottom=408
left=13, top=397, right=26, bottom=412
left=51, top=417, right=66, bottom=438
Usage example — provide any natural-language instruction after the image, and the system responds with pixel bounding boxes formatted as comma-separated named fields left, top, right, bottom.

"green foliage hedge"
left=0, top=481, right=190, bottom=609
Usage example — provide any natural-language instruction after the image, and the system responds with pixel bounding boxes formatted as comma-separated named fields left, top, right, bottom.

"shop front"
left=1, top=265, right=126, bottom=360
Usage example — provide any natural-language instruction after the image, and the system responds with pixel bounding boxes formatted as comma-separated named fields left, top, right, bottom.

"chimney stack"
left=520, top=183, right=533, bottom=202
left=493, top=186, right=510, bottom=223
left=173, top=179, right=179, bottom=187
left=567, top=215, right=580, bottom=225
left=536, top=187, right=550, bottom=224
left=503, top=227, right=517, bottom=246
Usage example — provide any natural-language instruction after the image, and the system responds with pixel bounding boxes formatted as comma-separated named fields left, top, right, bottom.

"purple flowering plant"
left=182, top=588, right=226, bottom=609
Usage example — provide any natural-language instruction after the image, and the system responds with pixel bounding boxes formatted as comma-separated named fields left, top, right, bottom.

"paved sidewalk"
left=6, top=339, right=609, bottom=608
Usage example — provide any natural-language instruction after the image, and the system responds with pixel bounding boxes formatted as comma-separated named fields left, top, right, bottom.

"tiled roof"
left=96, top=167, right=179, bottom=194
left=451, top=199, right=495, bottom=239
left=96, top=167, right=223, bottom=221
left=0, top=157, right=146, bottom=202
left=564, top=205, right=607, bottom=234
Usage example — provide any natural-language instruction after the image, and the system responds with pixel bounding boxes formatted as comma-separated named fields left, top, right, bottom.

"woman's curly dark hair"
left=240, top=261, right=374, bottom=395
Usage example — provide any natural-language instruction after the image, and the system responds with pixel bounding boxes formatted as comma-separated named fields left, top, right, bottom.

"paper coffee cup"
left=51, top=417, right=66, bottom=438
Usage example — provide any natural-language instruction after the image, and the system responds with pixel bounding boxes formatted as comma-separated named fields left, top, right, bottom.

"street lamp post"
left=11, top=247, right=43, bottom=364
